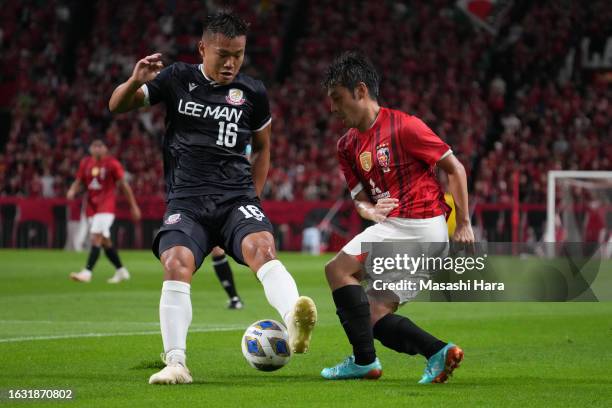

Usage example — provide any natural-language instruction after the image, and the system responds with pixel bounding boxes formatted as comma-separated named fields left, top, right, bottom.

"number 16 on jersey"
left=217, top=121, right=238, bottom=147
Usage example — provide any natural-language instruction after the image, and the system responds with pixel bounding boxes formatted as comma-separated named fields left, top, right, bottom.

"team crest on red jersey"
left=359, top=152, right=373, bottom=172
left=376, top=144, right=391, bottom=173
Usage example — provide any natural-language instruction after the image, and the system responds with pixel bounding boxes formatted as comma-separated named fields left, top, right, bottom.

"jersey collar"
left=199, top=64, right=221, bottom=87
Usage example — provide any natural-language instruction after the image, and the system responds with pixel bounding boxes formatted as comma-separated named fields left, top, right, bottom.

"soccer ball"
left=241, top=319, right=291, bottom=371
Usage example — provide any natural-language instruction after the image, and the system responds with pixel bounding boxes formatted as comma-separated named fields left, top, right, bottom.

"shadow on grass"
left=130, top=360, right=165, bottom=370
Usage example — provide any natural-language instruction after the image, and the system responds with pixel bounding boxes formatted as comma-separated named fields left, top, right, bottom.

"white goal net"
left=545, top=171, right=612, bottom=244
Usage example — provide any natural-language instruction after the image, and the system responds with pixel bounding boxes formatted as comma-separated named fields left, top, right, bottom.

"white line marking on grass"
left=0, top=320, right=161, bottom=326
left=0, top=326, right=245, bottom=343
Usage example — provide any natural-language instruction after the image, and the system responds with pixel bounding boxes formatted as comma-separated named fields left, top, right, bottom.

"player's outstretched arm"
left=250, top=124, right=271, bottom=197
left=108, top=53, right=163, bottom=113
left=118, top=179, right=141, bottom=221
left=438, top=153, right=474, bottom=243
left=66, top=179, right=81, bottom=200
left=353, top=191, right=398, bottom=223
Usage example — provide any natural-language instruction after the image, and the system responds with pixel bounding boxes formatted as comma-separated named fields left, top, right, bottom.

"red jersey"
left=76, top=156, right=124, bottom=216
left=337, top=107, right=451, bottom=219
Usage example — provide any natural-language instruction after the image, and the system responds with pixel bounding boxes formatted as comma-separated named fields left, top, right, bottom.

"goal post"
left=545, top=170, right=612, bottom=243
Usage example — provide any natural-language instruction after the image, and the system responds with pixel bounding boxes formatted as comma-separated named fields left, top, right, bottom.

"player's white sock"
left=256, top=260, right=299, bottom=324
left=159, top=280, right=192, bottom=366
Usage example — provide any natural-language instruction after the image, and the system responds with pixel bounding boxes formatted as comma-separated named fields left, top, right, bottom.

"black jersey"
left=143, top=62, right=271, bottom=200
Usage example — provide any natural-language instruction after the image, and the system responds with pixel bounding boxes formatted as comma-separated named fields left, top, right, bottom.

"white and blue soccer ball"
left=241, top=319, right=291, bottom=371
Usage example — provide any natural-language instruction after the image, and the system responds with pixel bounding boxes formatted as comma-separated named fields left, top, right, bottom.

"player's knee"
left=162, top=253, right=193, bottom=280
left=369, top=301, right=397, bottom=326
left=243, top=234, right=276, bottom=265
left=91, top=234, right=103, bottom=247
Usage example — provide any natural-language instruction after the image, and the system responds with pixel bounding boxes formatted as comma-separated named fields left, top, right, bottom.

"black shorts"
left=152, top=194, right=274, bottom=270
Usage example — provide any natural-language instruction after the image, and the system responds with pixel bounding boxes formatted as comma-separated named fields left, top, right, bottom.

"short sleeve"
left=251, top=81, right=272, bottom=132
left=401, top=117, right=451, bottom=166
left=111, top=159, right=125, bottom=181
left=76, top=159, right=86, bottom=182
left=142, top=64, right=174, bottom=106
left=337, top=137, right=364, bottom=199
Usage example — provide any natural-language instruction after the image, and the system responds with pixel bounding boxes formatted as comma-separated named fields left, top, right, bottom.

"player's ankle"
left=165, top=349, right=186, bottom=366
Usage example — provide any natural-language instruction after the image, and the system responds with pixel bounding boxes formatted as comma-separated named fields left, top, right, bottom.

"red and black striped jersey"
left=337, top=107, right=452, bottom=219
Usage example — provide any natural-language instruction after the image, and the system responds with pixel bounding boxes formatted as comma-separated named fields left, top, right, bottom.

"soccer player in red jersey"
left=320, top=52, right=474, bottom=383
left=67, top=139, right=141, bottom=283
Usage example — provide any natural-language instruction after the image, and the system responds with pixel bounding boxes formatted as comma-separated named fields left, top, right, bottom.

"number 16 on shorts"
left=238, top=205, right=265, bottom=221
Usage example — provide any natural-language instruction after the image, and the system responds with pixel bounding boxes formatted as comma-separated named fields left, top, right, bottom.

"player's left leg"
left=240, top=231, right=317, bottom=353
left=369, top=298, right=463, bottom=383
left=210, top=246, right=242, bottom=309
left=104, top=236, right=130, bottom=283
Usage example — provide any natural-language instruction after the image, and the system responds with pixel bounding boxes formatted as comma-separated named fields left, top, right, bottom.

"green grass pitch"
left=0, top=250, right=611, bottom=407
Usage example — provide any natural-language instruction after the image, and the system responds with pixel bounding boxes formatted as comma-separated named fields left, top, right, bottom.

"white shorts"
left=342, top=215, right=449, bottom=256
left=343, top=215, right=449, bottom=304
left=88, top=213, right=115, bottom=238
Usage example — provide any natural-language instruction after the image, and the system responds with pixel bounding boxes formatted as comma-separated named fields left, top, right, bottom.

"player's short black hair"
left=203, top=11, right=249, bottom=39
left=322, top=51, right=381, bottom=100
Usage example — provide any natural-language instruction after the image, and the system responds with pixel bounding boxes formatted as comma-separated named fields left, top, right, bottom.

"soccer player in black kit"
left=109, top=12, right=317, bottom=384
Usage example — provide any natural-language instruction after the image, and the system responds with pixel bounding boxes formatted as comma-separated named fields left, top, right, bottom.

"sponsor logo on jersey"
left=165, top=213, right=181, bottom=225
left=360, top=152, right=373, bottom=172
left=226, top=88, right=245, bottom=106
left=178, top=99, right=243, bottom=122
left=369, top=178, right=390, bottom=200
left=376, top=144, right=391, bottom=173
left=188, top=82, right=198, bottom=92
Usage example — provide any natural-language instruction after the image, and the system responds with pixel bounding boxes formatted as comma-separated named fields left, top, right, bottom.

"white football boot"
left=69, top=269, right=92, bottom=283
left=107, top=267, right=130, bottom=284
left=286, top=296, right=317, bottom=353
left=149, top=353, right=192, bottom=385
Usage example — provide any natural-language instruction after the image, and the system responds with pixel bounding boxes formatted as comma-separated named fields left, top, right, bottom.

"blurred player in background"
left=67, top=139, right=141, bottom=283
left=210, top=246, right=243, bottom=309
left=321, top=52, right=473, bottom=383
left=109, top=11, right=316, bottom=384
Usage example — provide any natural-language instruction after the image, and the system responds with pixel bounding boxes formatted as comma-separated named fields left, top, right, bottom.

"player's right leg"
left=148, top=243, right=197, bottom=385
left=148, top=203, right=209, bottom=385
left=69, top=229, right=104, bottom=283
left=320, top=251, right=382, bottom=380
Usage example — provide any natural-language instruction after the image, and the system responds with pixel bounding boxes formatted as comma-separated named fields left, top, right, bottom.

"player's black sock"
left=332, top=285, right=377, bottom=365
left=104, top=246, right=123, bottom=269
left=86, top=246, right=101, bottom=271
left=213, top=255, right=238, bottom=299
left=373, top=313, right=446, bottom=359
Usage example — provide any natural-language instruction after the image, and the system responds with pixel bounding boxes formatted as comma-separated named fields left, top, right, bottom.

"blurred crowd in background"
left=1, top=0, right=610, bottom=205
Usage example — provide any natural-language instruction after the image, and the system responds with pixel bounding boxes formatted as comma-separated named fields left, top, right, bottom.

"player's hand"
left=370, top=198, right=399, bottom=223
left=131, top=205, right=142, bottom=222
left=130, top=53, right=163, bottom=85
left=453, top=222, right=475, bottom=244
left=66, top=189, right=76, bottom=200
